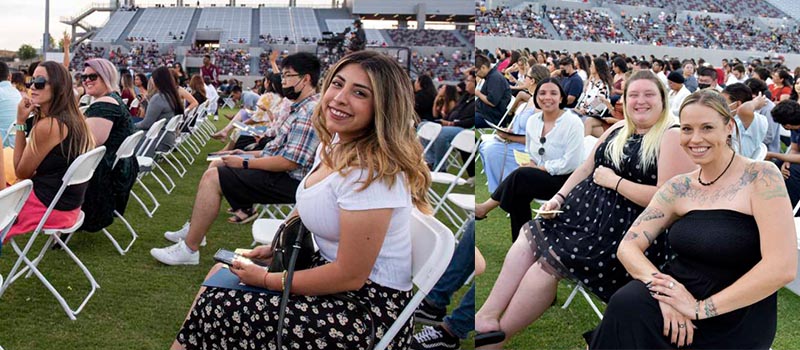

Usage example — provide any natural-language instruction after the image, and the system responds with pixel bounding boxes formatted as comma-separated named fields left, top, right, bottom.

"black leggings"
left=491, top=167, right=570, bottom=241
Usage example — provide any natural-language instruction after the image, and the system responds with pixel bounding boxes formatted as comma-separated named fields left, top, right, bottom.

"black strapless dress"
left=589, top=210, right=776, bottom=349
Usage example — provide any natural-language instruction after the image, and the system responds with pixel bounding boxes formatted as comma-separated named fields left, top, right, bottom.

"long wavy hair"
left=312, top=51, right=432, bottom=213
left=605, top=70, right=672, bottom=172
left=151, top=66, right=184, bottom=115
left=30, top=61, right=94, bottom=158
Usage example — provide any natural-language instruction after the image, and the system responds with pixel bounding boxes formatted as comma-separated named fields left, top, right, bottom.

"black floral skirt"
left=176, top=254, right=413, bottom=350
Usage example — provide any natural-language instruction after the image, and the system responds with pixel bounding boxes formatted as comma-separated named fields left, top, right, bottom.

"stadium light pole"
left=43, top=0, right=50, bottom=58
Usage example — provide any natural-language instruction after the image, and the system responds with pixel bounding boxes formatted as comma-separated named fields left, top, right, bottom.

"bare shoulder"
left=740, top=160, right=787, bottom=200
left=655, top=173, right=694, bottom=205
left=93, top=96, right=119, bottom=105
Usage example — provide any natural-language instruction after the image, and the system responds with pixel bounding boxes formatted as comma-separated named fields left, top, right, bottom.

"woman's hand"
left=17, top=97, right=34, bottom=123
left=649, top=273, right=699, bottom=321
left=229, top=260, right=269, bottom=288
left=593, top=165, right=621, bottom=190
left=221, top=155, right=245, bottom=168
left=538, top=198, right=562, bottom=219
left=655, top=299, right=695, bottom=348
left=242, top=245, right=273, bottom=260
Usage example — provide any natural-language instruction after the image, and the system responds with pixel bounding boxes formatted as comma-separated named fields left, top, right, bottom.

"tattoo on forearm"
left=704, top=298, right=718, bottom=318
left=623, top=230, right=654, bottom=244
left=632, top=207, right=665, bottom=227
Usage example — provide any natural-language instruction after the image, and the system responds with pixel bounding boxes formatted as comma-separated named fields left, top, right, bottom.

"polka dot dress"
left=524, top=128, right=668, bottom=302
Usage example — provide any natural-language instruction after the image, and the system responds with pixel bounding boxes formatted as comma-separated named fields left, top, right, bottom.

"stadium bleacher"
left=197, top=8, right=253, bottom=44
left=126, top=7, right=195, bottom=43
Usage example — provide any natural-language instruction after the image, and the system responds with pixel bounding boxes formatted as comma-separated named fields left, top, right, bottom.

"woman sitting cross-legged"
left=474, top=77, right=585, bottom=241
left=3, top=61, right=95, bottom=242
left=474, top=71, right=696, bottom=348
left=588, top=90, right=797, bottom=349
left=171, top=51, right=432, bottom=350
left=479, top=64, right=549, bottom=193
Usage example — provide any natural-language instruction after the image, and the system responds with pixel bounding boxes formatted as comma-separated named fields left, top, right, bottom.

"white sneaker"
left=150, top=241, right=199, bottom=265
left=164, top=222, right=206, bottom=246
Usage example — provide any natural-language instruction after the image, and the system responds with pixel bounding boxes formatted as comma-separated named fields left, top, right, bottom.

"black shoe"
left=474, top=330, right=505, bottom=348
left=411, top=325, right=460, bottom=350
left=414, top=299, right=446, bottom=325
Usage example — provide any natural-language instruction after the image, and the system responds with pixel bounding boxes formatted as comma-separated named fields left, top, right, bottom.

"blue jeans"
left=426, top=220, right=474, bottom=339
left=422, top=124, right=464, bottom=169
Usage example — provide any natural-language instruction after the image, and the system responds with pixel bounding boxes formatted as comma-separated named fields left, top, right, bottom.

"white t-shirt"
left=295, top=146, right=413, bottom=291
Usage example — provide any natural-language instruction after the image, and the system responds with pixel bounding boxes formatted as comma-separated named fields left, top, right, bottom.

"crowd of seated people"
left=68, top=44, right=106, bottom=72
left=386, top=29, right=463, bottom=47
left=695, top=16, right=799, bottom=53
left=107, top=44, right=177, bottom=73
left=187, top=47, right=252, bottom=76
left=546, top=7, right=628, bottom=43
left=258, top=33, right=296, bottom=45
left=476, top=5, right=552, bottom=39
left=610, top=0, right=786, bottom=18
left=623, top=12, right=717, bottom=48
left=411, top=51, right=472, bottom=82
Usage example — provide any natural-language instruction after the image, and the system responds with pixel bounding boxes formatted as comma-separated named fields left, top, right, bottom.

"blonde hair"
left=312, top=51, right=432, bottom=214
left=678, top=89, right=739, bottom=150
left=605, top=70, right=672, bottom=171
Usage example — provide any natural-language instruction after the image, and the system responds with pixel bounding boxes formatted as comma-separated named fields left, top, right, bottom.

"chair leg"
left=131, top=178, right=160, bottom=217
left=161, top=152, right=186, bottom=178
left=102, top=210, right=138, bottom=255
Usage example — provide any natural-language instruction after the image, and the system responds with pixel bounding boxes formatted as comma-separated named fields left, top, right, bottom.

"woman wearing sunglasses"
left=474, top=71, right=697, bottom=348
left=3, top=61, right=94, bottom=243
left=76, top=58, right=139, bottom=232
left=475, top=77, right=584, bottom=241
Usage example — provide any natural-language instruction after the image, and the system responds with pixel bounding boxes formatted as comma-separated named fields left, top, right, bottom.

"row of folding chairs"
left=0, top=98, right=219, bottom=321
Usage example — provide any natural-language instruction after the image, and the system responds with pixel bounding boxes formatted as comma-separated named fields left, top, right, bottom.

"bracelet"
left=14, top=123, right=26, bottom=132
left=614, top=177, right=624, bottom=192
left=695, top=299, right=701, bottom=321
left=262, top=270, right=270, bottom=289
left=555, top=193, right=566, bottom=202
left=281, top=270, right=288, bottom=292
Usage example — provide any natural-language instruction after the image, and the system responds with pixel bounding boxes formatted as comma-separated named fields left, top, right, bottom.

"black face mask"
left=698, top=83, right=711, bottom=90
left=282, top=80, right=303, bottom=100
left=561, top=70, right=570, bottom=77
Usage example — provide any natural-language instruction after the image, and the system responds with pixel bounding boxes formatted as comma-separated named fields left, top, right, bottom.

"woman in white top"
left=475, top=77, right=585, bottom=240
left=172, top=51, right=432, bottom=350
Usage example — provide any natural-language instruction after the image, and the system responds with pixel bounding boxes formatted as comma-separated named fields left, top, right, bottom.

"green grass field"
left=0, top=109, right=474, bottom=349
left=474, top=158, right=800, bottom=349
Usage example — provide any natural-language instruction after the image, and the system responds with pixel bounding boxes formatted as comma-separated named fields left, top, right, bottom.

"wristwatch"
left=242, top=158, right=249, bottom=169
left=14, top=123, right=26, bottom=132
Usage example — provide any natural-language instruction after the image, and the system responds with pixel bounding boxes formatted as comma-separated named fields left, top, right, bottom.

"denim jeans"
left=426, top=220, right=474, bottom=339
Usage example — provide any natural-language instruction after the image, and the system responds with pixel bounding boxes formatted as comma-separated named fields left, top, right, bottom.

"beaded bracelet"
left=695, top=299, right=701, bottom=321
left=281, top=270, right=288, bottom=292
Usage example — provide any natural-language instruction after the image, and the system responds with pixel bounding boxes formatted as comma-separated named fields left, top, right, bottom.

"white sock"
left=182, top=241, right=197, bottom=254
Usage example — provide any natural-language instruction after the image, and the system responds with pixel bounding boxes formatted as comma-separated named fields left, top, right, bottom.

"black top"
left=32, top=127, right=88, bottom=211
left=444, top=93, right=475, bottom=128
left=192, top=91, right=207, bottom=105
left=414, top=90, right=436, bottom=122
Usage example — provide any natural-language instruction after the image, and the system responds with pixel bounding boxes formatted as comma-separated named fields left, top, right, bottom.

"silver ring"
left=678, top=323, right=686, bottom=329
left=669, top=281, right=675, bottom=289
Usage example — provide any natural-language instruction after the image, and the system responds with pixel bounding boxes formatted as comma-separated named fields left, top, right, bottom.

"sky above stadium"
left=0, top=0, right=104, bottom=51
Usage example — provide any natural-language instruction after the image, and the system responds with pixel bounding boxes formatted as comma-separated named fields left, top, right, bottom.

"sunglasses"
left=30, top=76, right=48, bottom=90
left=81, top=73, right=100, bottom=82
left=538, top=136, right=546, bottom=156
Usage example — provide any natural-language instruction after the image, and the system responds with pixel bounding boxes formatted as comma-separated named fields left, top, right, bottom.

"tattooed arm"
left=694, top=161, right=796, bottom=320
left=614, top=128, right=697, bottom=207
left=616, top=176, right=683, bottom=282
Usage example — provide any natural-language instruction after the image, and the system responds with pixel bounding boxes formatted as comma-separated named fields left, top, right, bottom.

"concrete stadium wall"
left=476, top=36, right=800, bottom=68
left=351, top=0, right=473, bottom=16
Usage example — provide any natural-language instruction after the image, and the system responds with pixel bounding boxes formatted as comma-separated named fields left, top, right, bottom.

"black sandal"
left=227, top=208, right=258, bottom=224
left=475, top=330, right=505, bottom=348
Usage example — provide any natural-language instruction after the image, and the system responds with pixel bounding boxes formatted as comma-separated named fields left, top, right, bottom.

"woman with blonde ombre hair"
left=4, top=61, right=94, bottom=242
left=589, top=90, right=795, bottom=349
left=475, top=70, right=696, bottom=348
left=172, top=51, right=431, bottom=350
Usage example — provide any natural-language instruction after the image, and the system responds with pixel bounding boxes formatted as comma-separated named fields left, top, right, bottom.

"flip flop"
left=227, top=208, right=258, bottom=224
left=475, top=330, right=505, bottom=348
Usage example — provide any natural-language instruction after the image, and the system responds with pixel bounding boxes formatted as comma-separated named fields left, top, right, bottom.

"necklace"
left=697, top=150, right=736, bottom=186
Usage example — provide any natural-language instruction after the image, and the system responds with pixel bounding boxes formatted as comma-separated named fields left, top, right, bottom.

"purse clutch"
left=268, top=215, right=315, bottom=273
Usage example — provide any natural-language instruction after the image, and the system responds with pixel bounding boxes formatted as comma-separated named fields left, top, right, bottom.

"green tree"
left=18, top=44, right=37, bottom=60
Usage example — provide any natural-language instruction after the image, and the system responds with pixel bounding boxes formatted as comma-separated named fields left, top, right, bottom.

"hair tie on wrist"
left=555, top=193, right=566, bottom=202
left=614, top=177, right=624, bottom=192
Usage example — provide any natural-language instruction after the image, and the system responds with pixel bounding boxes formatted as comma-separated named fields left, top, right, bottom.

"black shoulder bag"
left=270, top=216, right=375, bottom=350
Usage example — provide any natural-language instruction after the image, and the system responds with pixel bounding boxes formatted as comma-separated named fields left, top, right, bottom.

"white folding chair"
left=0, top=180, right=34, bottom=289
left=374, top=210, right=456, bottom=350
left=417, top=122, right=443, bottom=156
left=583, top=135, right=598, bottom=162
left=101, top=131, right=145, bottom=255
left=223, top=97, right=236, bottom=109
left=754, top=143, right=768, bottom=161
left=444, top=193, right=474, bottom=241
left=2, top=124, right=15, bottom=146
left=140, top=116, right=181, bottom=194
left=561, top=282, right=604, bottom=320
left=155, top=115, right=189, bottom=179
left=0, top=146, right=107, bottom=320
left=429, top=129, right=477, bottom=229
left=130, top=118, right=167, bottom=217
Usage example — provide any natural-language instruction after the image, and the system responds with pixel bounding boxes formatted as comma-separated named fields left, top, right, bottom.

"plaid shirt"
left=261, top=93, right=320, bottom=181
